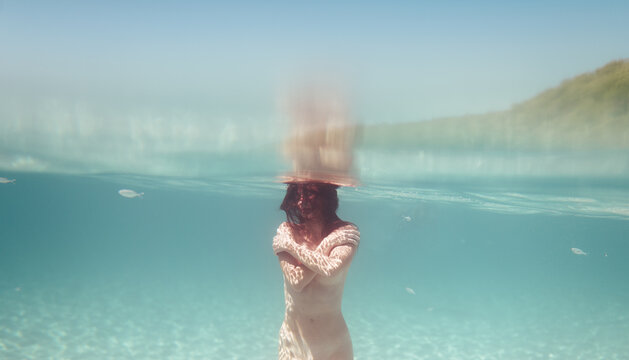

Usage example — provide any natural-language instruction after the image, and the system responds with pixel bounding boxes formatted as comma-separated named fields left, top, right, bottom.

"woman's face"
left=296, top=184, right=323, bottom=220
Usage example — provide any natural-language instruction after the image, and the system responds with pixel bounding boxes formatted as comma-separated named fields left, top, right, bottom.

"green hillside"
left=362, top=59, right=629, bottom=150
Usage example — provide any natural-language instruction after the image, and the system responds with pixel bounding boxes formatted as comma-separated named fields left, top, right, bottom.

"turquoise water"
left=1, top=171, right=629, bottom=359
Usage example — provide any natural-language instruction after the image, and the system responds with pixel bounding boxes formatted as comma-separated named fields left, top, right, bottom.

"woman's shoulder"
left=332, top=221, right=359, bottom=232
left=277, top=221, right=292, bottom=234
left=327, top=221, right=360, bottom=241
left=320, top=222, right=359, bottom=251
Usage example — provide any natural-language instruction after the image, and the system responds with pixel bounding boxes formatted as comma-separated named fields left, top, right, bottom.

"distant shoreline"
left=361, top=59, right=629, bottom=151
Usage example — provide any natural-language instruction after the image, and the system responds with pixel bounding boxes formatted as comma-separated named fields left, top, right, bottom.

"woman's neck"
left=303, top=219, right=324, bottom=244
left=302, top=215, right=341, bottom=243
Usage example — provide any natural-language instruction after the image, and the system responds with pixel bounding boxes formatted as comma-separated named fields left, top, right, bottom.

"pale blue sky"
left=2, top=0, right=628, bottom=122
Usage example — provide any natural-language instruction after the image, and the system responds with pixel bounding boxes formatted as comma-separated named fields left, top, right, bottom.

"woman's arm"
left=277, top=252, right=317, bottom=292
left=277, top=228, right=360, bottom=277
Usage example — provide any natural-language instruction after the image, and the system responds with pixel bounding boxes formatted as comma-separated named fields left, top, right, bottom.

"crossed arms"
left=273, top=224, right=360, bottom=292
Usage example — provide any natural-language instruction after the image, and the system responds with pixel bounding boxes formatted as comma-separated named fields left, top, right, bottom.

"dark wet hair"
left=280, top=182, right=339, bottom=225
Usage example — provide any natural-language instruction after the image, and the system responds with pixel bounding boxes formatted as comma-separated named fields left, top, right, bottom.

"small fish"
left=571, top=247, right=587, bottom=256
left=118, top=189, right=144, bottom=199
left=405, top=287, right=416, bottom=295
left=0, top=177, right=16, bottom=184
left=402, top=216, right=412, bottom=222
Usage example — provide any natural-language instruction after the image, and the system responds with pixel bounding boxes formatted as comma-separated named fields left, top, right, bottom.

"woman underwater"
left=273, top=181, right=360, bottom=360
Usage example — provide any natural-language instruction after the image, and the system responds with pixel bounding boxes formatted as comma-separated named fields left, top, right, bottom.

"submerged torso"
left=277, top=223, right=359, bottom=360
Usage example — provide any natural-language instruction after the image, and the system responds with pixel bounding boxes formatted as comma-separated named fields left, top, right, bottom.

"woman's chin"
left=302, top=213, right=325, bottom=223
